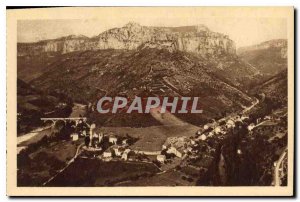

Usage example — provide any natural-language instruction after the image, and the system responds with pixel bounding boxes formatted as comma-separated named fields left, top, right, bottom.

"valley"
left=16, top=22, right=288, bottom=187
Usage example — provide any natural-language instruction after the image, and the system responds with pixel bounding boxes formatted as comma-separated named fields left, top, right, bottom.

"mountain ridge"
left=17, top=22, right=236, bottom=58
left=237, top=39, right=287, bottom=76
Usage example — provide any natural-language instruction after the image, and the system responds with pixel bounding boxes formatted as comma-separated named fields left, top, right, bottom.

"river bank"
left=17, top=103, right=86, bottom=153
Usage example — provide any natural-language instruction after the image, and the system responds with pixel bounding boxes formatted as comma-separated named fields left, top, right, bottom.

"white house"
left=264, top=115, right=271, bottom=120
left=167, top=146, right=183, bottom=158
left=247, top=123, right=256, bottom=131
left=190, top=139, right=196, bottom=145
left=121, top=152, right=128, bottom=161
left=214, top=126, right=221, bottom=134
left=163, top=136, right=189, bottom=158
left=122, top=139, right=128, bottom=145
left=71, top=133, right=79, bottom=141
left=98, top=133, right=103, bottom=143
left=187, top=146, right=193, bottom=152
left=237, top=149, right=242, bottom=155
left=162, top=144, right=167, bottom=150
left=103, top=151, right=112, bottom=158
left=81, top=130, right=87, bottom=137
left=157, top=154, right=166, bottom=163
left=241, top=115, right=249, bottom=121
left=121, top=149, right=131, bottom=160
left=199, top=134, right=207, bottom=140
left=226, top=119, right=235, bottom=128
left=109, top=136, right=118, bottom=144
left=203, top=124, right=210, bottom=130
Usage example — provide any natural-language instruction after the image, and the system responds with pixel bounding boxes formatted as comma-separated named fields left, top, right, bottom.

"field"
left=98, top=106, right=199, bottom=152
left=47, top=159, right=160, bottom=186
left=100, top=124, right=198, bottom=152
left=17, top=139, right=81, bottom=186
left=117, top=170, right=195, bottom=186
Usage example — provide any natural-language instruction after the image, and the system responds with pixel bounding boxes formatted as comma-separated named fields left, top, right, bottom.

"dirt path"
left=43, top=143, right=84, bottom=186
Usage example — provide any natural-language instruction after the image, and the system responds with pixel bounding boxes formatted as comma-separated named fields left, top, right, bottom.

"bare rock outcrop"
left=18, top=22, right=236, bottom=57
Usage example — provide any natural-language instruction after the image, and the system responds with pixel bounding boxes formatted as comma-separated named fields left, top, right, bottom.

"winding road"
left=274, top=147, right=288, bottom=186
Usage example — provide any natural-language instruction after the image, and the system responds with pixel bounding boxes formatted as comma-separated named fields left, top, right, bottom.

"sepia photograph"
left=6, top=7, right=294, bottom=196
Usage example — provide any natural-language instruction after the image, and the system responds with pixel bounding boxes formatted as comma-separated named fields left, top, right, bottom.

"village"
left=16, top=82, right=288, bottom=187
left=64, top=104, right=287, bottom=183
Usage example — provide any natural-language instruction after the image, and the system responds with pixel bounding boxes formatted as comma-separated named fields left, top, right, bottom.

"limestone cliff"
left=18, top=22, right=236, bottom=57
left=237, top=39, right=287, bottom=76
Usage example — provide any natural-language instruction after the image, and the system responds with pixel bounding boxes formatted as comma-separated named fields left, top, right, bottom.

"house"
left=98, top=132, right=104, bottom=143
left=109, top=136, right=118, bottom=144
left=71, top=133, right=79, bottom=141
left=111, top=145, right=124, bottom=156
left=122, top=139, right=128, bottom=145
left=241, top=115, right=249, bottom=121
left=256, top=118, right=262, bottom=124
left=162, top=144, right=167, bottom=150
left=81, top=130, right=87, bottom=137
left=189, top=154, right=198, bottom=159
left=116, top=147, right=125, bottom=156
left=121, top=153, right=128, bottom=161
left=226, top=119, right=235, bottom=128
left=199, top=134, right=207, bottom=140
left=203, top=124, right=211, bottom=130
left=187, top=146, right=193, bottom=152
left=162, top=136, right=189, bottom=158
left=128, top=151, right=137, bottom=161
left=121, top=149, right=131, bottom=160
left=264, top=115, right=271, bottom=120
left=103, top=150, right=112, bottom=158
left=237, top=149, right=242, bottom=155
left=111, top=145, right=119, bottom=155
left=214, top=126, right=222, bottom=134
left=167, top=146, right=183, bottom=158
left=248, top=123, right=255, bottom=131
left=157, top=154, right=166, bottom=163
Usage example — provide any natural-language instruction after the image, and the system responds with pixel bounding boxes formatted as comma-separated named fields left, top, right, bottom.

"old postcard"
left=7, top=7, right=294, bottom=196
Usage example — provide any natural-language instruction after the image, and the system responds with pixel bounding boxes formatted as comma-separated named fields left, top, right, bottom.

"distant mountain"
left=237, top=39, right=287, bottom=76
left=27, top=48, right=254, bottom=125
left=18, top=22, right=236, bottom=58
left=254, top=70, right=287, bottom=106
left=17, top=22, right=263, bottom=126
left=18, top=22, right=261, bottom=88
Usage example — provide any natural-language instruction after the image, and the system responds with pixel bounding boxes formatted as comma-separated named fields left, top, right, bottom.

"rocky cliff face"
left=237, top=39, right=287, bottom=76
left=237, top=39, right=287, bottom=58
left=18, top=22, right=236, bottom=57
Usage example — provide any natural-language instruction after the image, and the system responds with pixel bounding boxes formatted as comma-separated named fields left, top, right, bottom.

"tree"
left=84, top=136, right=90, bottom=147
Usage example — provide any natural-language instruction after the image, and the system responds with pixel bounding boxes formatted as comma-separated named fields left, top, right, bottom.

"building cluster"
left=156, top=135, right=210, bottom=163
left=154, top=114, right=251, bottom=164
left=248, top=111, right=287, bottom=134
left=161, top=137, right=190, bottom=159
left=197, top=114, right=250, bottom=139
left=69, top=119, right=90, bottom=141
left=69, top=112, right=277, bottom=170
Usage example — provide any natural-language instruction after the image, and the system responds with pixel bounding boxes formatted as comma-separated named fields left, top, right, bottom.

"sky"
left=18, top=18, right=287, bottom=48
